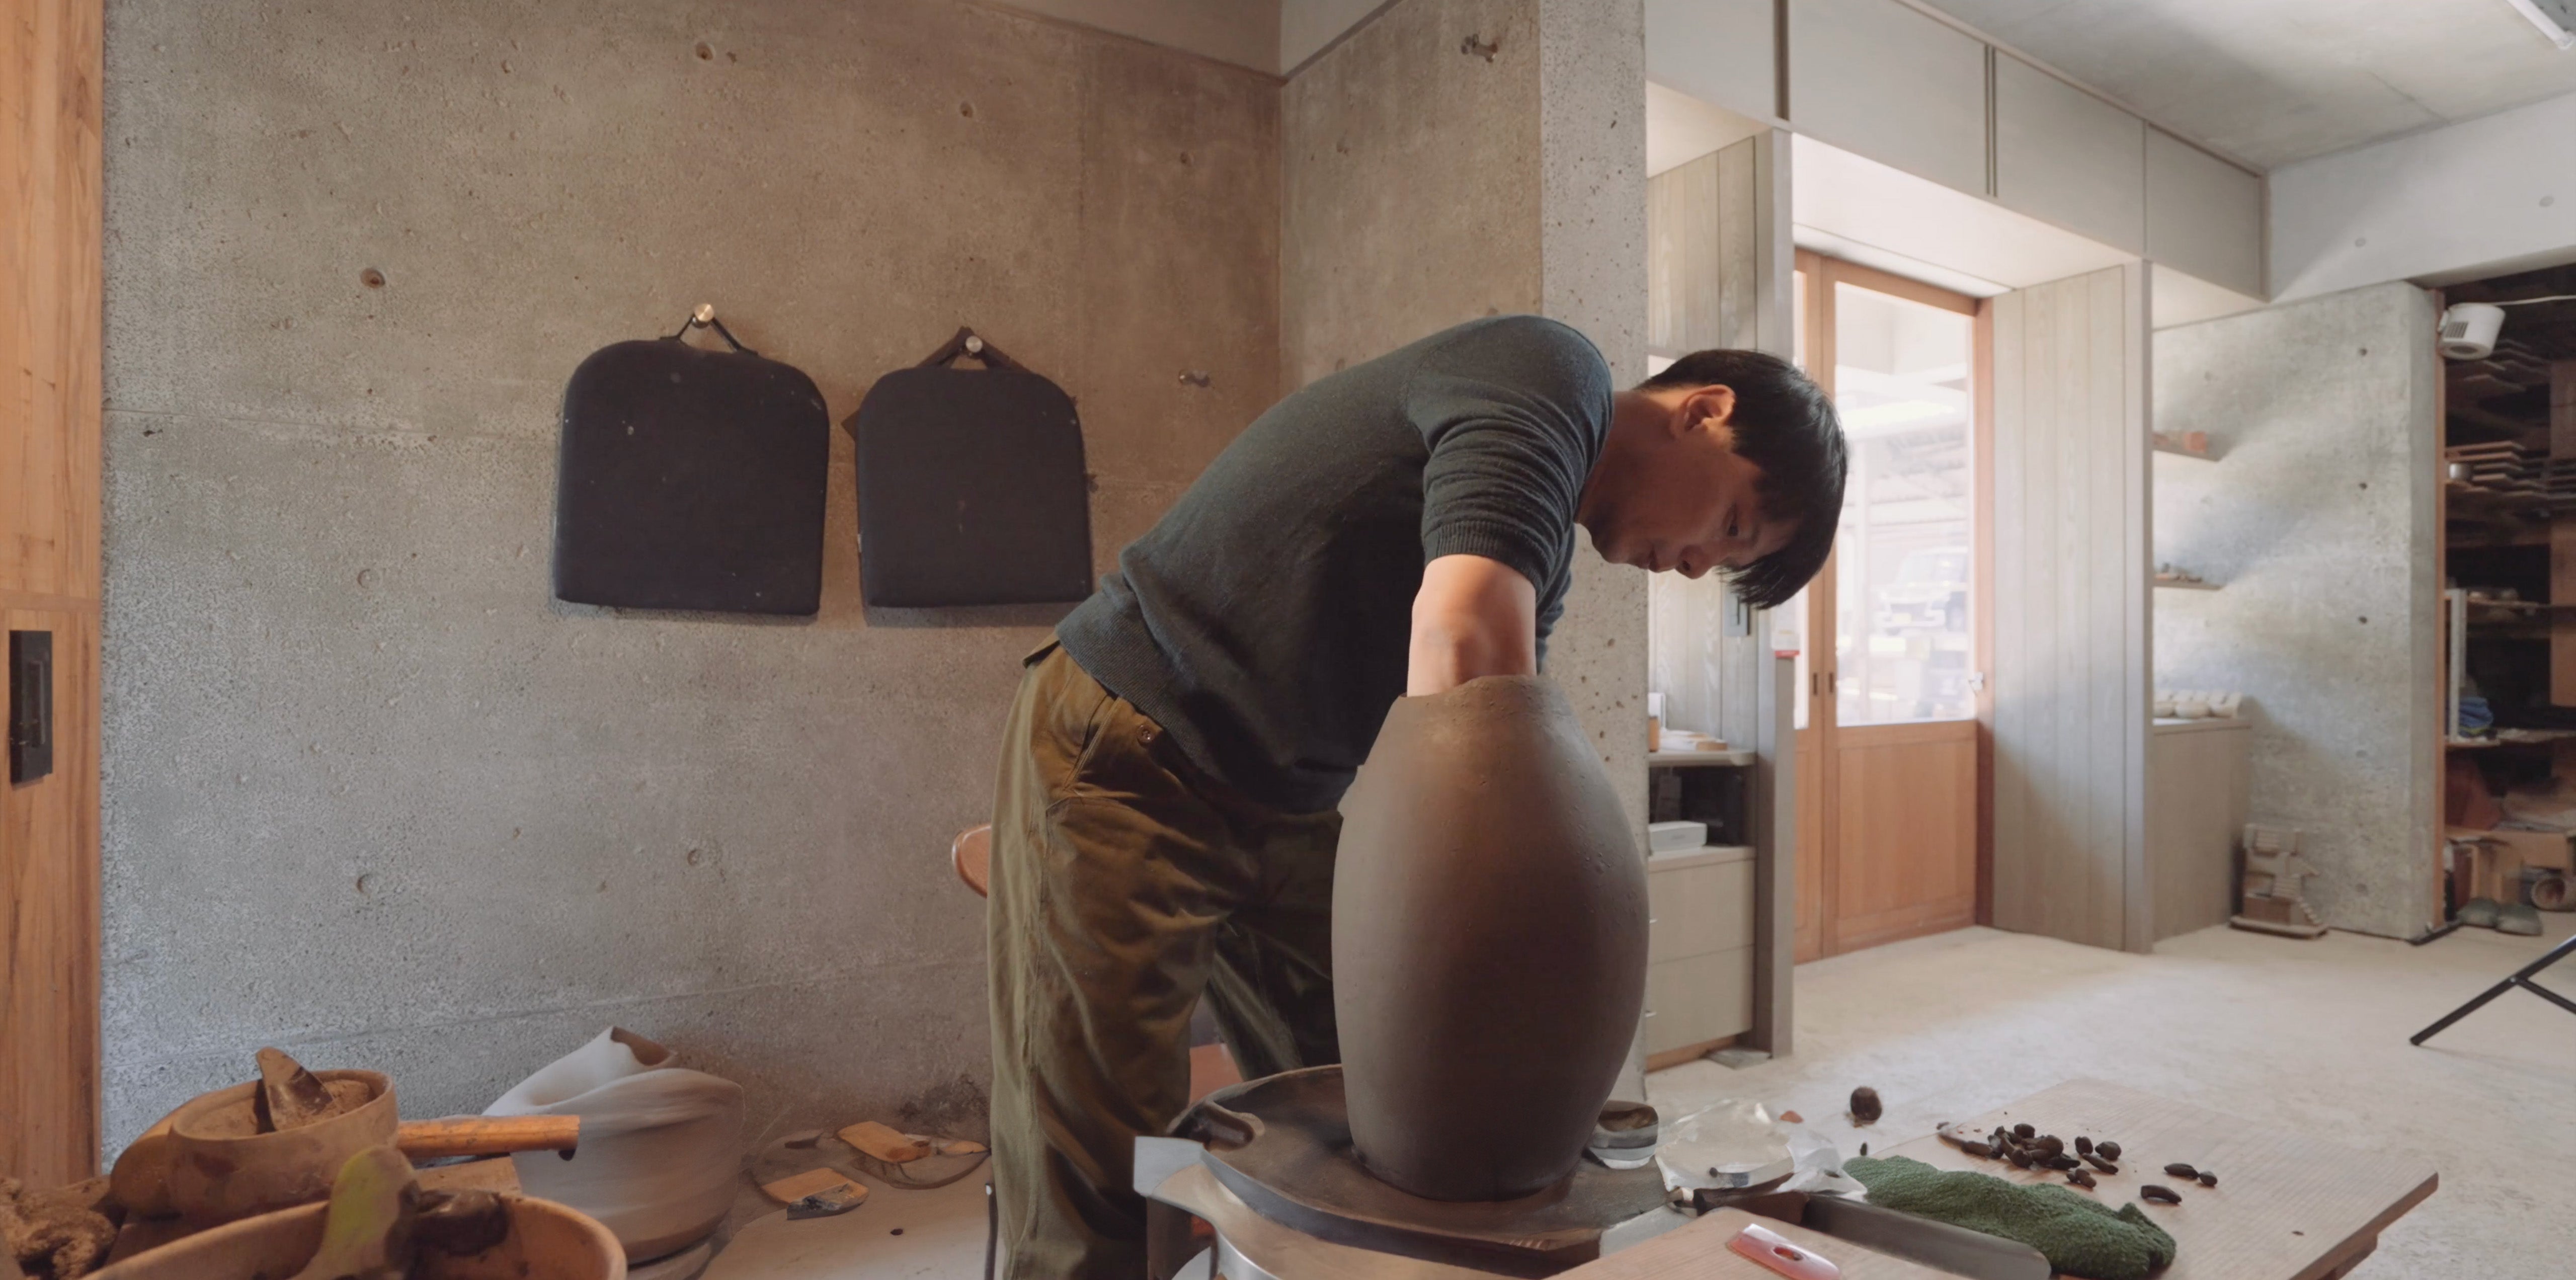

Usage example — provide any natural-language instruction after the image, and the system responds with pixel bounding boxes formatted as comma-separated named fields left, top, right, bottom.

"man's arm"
left=1407, top=553, right=1538, bottom=695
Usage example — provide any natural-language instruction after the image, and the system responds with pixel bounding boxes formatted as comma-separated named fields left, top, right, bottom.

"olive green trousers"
left=987, top=643, right=1342, bottom=1279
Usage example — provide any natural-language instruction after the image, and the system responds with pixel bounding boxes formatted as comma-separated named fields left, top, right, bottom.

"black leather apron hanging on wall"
left=847, top=328, right=1093, bottom=607
left=553, top=307, right=830, bottom=615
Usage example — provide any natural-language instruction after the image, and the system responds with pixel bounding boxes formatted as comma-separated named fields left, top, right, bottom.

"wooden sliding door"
left=1791, top=253, right=1982, bottom=961
left=5, top=0, right=105, bottom=1184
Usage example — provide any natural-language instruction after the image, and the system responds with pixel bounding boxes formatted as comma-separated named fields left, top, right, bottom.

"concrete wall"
left=2151, top=283, right=2443, bottom=938
left=1001, top=0, right=1280, bottom=73
left=1280, top=0, right=1647, bottom=840
left=98, top=0, right=1279, bottom=1147
left=2272, top=90, right=2576, bottom=301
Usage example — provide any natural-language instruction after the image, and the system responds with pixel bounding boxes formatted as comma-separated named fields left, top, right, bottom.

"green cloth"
left=1845, top=1156, right=2179, bottom=1280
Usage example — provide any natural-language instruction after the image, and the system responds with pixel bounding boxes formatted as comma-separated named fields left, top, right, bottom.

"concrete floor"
left=1650, top=925, right=2576, bottom=1280
left=703, top=923, right=2576, bottom=1278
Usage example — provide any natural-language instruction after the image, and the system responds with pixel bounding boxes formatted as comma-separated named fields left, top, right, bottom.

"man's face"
left=1589, top=386, right=1797, bottom=578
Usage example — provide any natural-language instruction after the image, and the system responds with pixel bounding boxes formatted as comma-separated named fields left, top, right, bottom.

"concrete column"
left=1283, top=0, right=1650, bottom=1095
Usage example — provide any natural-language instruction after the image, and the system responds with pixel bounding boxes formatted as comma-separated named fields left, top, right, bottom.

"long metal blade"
left=1801, top=1196, right=2052, bottom=1280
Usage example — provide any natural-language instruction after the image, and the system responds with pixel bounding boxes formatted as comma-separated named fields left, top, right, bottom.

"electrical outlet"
left=10, top=630, right=52, bottom=784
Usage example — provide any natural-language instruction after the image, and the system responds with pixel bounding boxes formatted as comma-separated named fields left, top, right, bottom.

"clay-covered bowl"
left=162, top=1069, right=398, bottom=1226
left=90, top=1192, right=626, bottom=1280
left=1332, top=675, right=1648, bottom=1201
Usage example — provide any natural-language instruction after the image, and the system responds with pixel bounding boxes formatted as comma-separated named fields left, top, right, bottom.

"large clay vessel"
left=485, top=1027, right=743, bottom=1261
left=1333, top=675, right=1648, bottom=1201
left=159, top=1070, right=398, bottom=1227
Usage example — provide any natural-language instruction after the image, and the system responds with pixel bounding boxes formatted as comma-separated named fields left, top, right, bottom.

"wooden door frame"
left=1793, top=249, right=1989, bottom=958
left=5, top=0, right=106, bottom=1185
left=1974, top=296, right=1998, bottom=925
left=1797, top=250, right=1843, bottom=956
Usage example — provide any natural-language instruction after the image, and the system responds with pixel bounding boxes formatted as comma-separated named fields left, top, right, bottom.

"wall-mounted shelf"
left=2152, top=433, right=2219, bottom=462
left=1648, top=749, right=1757, bottom=768
left=1648, top=844, right=1756, bottom=870
left=2154, top=578, right=2221, bottom=592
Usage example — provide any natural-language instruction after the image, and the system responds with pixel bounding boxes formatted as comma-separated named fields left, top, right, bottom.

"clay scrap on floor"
left=753, top=1120, right=992, bottom=1203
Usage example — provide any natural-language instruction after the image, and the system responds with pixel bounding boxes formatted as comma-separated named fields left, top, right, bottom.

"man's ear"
left=1685, top=385, right=1738, bottom=437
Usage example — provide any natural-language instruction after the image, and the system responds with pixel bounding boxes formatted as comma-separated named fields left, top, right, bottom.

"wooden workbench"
left=1565, top=1079, right=2435, bottom=1280
left=1874, top=1079, right=2436, bottom=1280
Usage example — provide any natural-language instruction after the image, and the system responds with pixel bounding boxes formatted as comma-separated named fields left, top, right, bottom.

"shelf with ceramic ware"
left=2153, top=567, right=2222, bottom=591
left=1646, top=749, right=1757, bottom=767
left=2154, top=689, right=2244, bottom=721
left=2151, top=429, right=2220, bottom=462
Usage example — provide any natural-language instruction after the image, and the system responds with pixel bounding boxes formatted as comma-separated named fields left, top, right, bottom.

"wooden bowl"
left=162, top=1069, right=398, bottom=1226
left=91, top=1193, right=626, bottom=1280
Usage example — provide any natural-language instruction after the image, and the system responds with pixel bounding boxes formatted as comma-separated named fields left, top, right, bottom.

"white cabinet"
left=2147, top=129, right=2265, bottom=297
left=1645, top=0, right=1778, bottom=126
left=1642, top=854, right=1756, bottom=1057
left=1646, top=949, right=1753, bottom=1057
left=1788, top=0, right=1988, bottom=197
left=1994, top=54, right=2145, bottom=255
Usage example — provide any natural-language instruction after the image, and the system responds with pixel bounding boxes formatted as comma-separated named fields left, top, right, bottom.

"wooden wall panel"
left=1646, top=132, right=1785, bottom=748
left=1644, top=129, right=1798, bottom=1052
left=2, top=608, right=99, bottom=1180
left=1987, top=265, right=2150, bottom=952
left=1793, top=735, right=1824, bottom=962
left=4, top=0, right=105, bottom=1184
left=1647, top=136, right=1767, bottom=747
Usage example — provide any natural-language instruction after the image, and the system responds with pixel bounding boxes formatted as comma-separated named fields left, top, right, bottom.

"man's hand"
left=1407, top=554, right=1538, bottom=695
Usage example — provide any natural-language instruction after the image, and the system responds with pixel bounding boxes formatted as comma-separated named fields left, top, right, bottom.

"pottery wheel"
left=1177, top=1066, right=1670, bottom=1276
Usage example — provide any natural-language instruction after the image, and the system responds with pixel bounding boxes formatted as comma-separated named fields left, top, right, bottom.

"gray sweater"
left=1056, top=315, right=1612, bottom=813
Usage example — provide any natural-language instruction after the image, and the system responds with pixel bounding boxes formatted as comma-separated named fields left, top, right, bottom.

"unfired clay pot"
left=1332, top=676, right=1649, bottom=1202
left=485, top=1027, right=743, bottom=1261
left=89, top=1192, right=625, bottom=1280
left=160, top=1069, right=398, bottom=1227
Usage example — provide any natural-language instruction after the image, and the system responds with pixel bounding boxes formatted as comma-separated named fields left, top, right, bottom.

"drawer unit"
left=1647, top=857, right=1755, bottom=964
left=1643, top=947, right=1753, bottom=1055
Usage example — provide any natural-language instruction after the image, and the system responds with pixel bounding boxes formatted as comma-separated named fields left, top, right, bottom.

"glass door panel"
left=1830, top=282, right=1974, bottom=726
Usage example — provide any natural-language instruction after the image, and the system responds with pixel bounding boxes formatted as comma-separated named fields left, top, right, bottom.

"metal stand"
left=2410, top=931, right=2576, bottom=1045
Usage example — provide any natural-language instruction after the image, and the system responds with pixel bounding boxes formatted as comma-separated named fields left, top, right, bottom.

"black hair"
left=1638, top=349, right=1846, bottom=610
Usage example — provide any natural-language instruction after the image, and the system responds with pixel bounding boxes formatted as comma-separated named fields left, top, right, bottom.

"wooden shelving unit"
left=2436, top=326, right=2576, bottom=921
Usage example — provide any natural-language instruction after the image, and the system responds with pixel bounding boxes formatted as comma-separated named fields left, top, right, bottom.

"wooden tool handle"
left=396, top=1115, right=580, bottom=1159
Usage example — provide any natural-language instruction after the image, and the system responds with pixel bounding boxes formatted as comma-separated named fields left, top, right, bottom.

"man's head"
left=1577, top=349, right=1845, bottom=609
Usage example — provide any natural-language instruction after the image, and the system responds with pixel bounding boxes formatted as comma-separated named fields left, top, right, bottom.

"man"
left=986, top=314, right=1844, bottom=1278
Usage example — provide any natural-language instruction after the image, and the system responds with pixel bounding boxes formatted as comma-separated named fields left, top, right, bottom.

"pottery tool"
left=760, top=1167, right=865, bottom=1206
left=284, top=1146, right=418, bottom=1280
left=256, top=1048, right=352, bottom=1132
left=395, top=1114, right=581, bottom=1160
left=1730, top=1221, right=1840, bottom=1278
left=838, top=1122, right=932, bottom=1163
left=786, top=1185, right=871, bottom=1220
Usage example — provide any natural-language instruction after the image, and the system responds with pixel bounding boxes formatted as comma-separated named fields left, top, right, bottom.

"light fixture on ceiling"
left=2439, top=295, right=2576, bottom=360
left=2507, top=0, right=2576, bottom=50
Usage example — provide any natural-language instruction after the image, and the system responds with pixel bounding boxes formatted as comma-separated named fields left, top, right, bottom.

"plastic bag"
left=1657, top=1099, right=1794, bottom=1191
